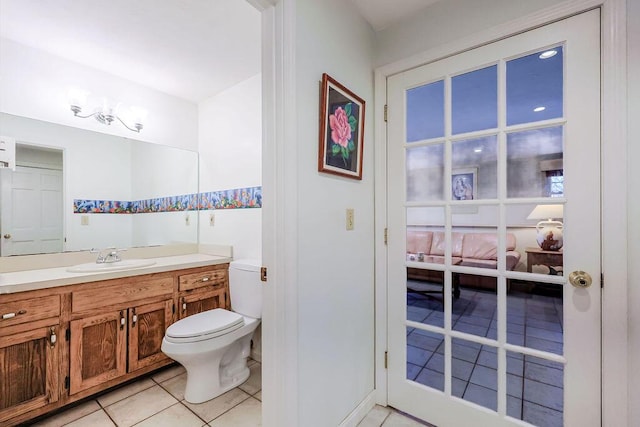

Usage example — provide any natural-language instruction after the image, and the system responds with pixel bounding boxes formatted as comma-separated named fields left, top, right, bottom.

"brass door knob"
left=3, top=234, right=10, bottom=239
left=569, top=270, right=592, bottom=288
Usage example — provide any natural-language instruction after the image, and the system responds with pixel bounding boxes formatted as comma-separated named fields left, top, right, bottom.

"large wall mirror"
left=0, top=113, right=199, bottom=257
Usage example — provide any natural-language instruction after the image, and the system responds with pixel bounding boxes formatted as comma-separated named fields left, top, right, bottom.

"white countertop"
left=0, top=253, right=231, bottom=294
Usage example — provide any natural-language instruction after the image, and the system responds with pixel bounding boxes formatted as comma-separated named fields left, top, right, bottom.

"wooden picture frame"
left=318, top=73, right=365, bottom=180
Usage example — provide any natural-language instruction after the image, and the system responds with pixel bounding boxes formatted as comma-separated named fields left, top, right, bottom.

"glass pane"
left=507, top=47, right=563, bottom=126
left=407, top=144, right=444, bottom=202
left=464, top=345, right=498, bottom=411
left=407, top=208, right=445, bottom=328
left=507, top=279, right=563, bottom=355
left=504, top=352, right=564, bottom=426
left=452, top=135, right=498, bottom=200
left=408, top=329, right=445, bottom=392
left=452, top=272, right=497, bottom=339
left=506, top=203, right=564, bottom=274
left=452, top=65, right=497, bottom=134
left=507, top=127, right=563, bottom=198
left=451, top=206, right=499, bottom=265
left=407, top=80, right=445, bottom=142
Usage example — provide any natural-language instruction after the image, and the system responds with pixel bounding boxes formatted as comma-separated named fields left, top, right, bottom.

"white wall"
left=0, top=38, right=198, bottom=151
left=294, top=0, right=376, bottom=425
left=375, top=0, right=564, bottom=67
left=198, top=74, right=262, bottom=261
left=627, top=1, right=640, bottom=424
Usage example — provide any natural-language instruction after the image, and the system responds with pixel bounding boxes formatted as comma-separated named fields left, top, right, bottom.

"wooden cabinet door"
left=128, top=300, right=173, bottom=372
left=0, top=325, right=59, bottom=424
left=178, top=288, right=228, bottom=320
left=69, top=311, right=127, bottom=395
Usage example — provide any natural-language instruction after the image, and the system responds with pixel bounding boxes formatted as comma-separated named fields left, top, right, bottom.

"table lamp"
left=527, top=204, right=564, bottom=251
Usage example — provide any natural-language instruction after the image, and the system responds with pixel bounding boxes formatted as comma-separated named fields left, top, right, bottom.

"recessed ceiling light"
left=533, top=106, right=546, bottom=112
left=539, top=50, right=558, bottom=59
left=474, top=148, right=483, bottom=153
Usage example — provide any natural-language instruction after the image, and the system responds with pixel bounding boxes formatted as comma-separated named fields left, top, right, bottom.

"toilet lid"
left=166, top=308, right=244, bottom=340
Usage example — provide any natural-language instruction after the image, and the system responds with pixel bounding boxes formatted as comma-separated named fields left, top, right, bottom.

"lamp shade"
left=527, top=204, right=563, bottom=220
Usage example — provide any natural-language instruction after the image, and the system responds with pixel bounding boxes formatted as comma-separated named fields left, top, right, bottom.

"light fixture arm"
left=70, top=105, right=99, bottom=119
left=115, top=115, right=143, bottom=133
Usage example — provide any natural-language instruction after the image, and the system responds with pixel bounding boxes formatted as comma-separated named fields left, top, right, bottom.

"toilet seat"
left=165, top=308, right=244, bottom=343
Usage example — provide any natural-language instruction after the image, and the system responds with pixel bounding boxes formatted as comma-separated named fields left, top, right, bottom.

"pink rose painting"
left=329, top=106, right=351, bottom=148
left=318, top=73, right=365, bottom=180
left=328, top=103, right=358, bottom=166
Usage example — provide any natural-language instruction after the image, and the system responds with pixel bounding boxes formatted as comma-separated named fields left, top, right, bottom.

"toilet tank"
left=229, top=259, right=262, bottom=318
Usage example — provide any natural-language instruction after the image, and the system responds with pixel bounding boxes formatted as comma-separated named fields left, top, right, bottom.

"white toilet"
left=161, top=259, right=262, bottom=404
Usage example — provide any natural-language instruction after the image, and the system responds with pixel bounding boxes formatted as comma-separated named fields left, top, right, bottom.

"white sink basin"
left=67, top=259, right=156, bottom=273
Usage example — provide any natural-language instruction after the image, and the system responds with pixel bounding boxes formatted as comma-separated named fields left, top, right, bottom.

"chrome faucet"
left=90, top=247, right=127, bottom=264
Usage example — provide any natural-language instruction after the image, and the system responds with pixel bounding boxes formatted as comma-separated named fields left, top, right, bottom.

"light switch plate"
left=346, top=208, right=354, bottom=230
left=80, top=215, right=89, bottom=226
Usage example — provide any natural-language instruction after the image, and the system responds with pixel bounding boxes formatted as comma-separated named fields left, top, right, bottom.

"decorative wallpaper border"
left=74, top=186, right=262, bottom=214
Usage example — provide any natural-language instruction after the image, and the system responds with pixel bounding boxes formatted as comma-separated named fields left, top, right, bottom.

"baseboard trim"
left=338, top=390, right=377, bottom=427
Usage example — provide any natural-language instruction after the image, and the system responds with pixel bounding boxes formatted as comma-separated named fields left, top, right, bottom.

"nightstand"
left=525, top=247, right=563, bottom=273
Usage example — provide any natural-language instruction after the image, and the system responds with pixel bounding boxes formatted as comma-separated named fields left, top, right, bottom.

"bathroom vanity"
left=0, top=254, right=231, bottom=426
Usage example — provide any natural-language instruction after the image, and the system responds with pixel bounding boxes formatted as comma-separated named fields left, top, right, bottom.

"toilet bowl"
left=161, top=260, right=262, bottom=403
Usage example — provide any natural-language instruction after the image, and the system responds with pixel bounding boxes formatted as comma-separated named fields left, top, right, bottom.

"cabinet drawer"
left=0, top=294, right=60, bottom=329
left=72, top=275, right=173, bottom=313
left=178, top=268, right=227, bottom=292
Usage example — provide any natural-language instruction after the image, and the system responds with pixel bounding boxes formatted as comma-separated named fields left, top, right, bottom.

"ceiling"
left=0, top=0, right=443, bottom=104
left=350, top=0, right=443, bottom=31
left=0, top=0, right=261, bottom=103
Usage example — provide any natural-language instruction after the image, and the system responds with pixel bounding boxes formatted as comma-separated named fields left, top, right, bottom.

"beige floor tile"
left=253, top=390, right=262, bottom=401
left=97, top=378, right=156, bottom=407
left=104, top=385, right=178, bottom=427
left=32, top=400, right=101, bottom=427
left=238, top=362, right=261, bottom=395
left=208, top=397, right=261, bottom=427
left=381, top=411, right=431, bottom=427
left=357, top=405, right=392, bottom=427
left=184, top=388, right=251, bottom=423
left=65, top=409, right=115, bottom=427
left=133, top=402, right=204, bottom=427
left=151, top=364, right=186, bottom=384
left=160, top=372, right=188, bottom=401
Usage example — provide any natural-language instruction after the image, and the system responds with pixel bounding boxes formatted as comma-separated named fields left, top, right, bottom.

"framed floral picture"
left=318, top=73, right=365, bottom=180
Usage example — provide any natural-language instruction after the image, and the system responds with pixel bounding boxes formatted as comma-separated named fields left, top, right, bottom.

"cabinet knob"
left=3, top=234, right=10, bottom=239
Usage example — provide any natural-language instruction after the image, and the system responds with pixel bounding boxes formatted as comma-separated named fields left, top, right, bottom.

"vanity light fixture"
left=68, top=89, right=146, bottom=133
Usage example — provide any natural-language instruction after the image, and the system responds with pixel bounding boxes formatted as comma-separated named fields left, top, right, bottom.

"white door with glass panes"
left=387, top=10, right=600, bottom=427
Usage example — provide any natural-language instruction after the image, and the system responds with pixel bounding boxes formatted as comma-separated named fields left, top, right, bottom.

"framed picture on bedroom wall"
left=318, top=73, right=366, bottom=180
left=452, top=167, right=477, bottom=201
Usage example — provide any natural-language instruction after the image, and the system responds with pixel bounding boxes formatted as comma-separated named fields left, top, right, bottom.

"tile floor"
left=406, top=279, right=564, bottom=427
left=32, top=360, right=421, bottom=427
left=33, top=360, right=263, bottom=427
left=357, top=405, right=434, bottom=427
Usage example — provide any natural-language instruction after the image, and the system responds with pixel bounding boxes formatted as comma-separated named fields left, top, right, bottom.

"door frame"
left=373, top=0, right=628, bottom=425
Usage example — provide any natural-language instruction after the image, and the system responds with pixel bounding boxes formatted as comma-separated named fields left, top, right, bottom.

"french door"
left=387, top=10, right=600, bottom=427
